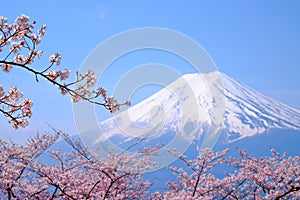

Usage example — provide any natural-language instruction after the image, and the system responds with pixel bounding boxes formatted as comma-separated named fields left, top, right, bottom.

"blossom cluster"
left=0, top=15, right=45, bottom=67
left=150, top=148, right=300, bottom=199
left=0, top=131, right=157, bottom=199
left=0, top=86, right=32, bottom=129
left=0, top=132, right=299, bottom=199
left=0, top=15, right=130, bottom=129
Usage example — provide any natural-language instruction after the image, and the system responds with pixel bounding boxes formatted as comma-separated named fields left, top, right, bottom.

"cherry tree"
left=150, top=148, right=300, bottom=200
left=1, top=132, right=299, bottom=199
left=150, top=148, right=229, bottom=199
left=0, top=130, right=158, bottom=199
left=221, top=149, right=300, bottom=199
left=0, top=15, right=130, bottom=129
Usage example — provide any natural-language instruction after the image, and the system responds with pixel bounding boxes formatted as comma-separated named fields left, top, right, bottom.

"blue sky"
left=1, top=1, right=300, bottom=141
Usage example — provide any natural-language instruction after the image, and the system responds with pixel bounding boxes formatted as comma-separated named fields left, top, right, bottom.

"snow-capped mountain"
left=76, top=71, right=300, bottom=188
left=93, top=71, right=300, bottom=145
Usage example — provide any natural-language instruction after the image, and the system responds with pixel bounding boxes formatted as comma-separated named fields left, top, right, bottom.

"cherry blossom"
left=0, top=86, right=33, bottom=129
left=1, top=63, right=12, bottom=72
left=0, top=131, right=299, bottom=199
left=151, top=148, right=300, bottom=199
left=0, top=15, right=129, bottom=129
left=0, top=131, right=157, bottom=199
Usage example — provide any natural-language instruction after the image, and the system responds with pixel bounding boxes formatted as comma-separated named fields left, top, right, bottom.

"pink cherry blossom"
left=1, top=63, right=12, bottom=72
left=47, top=70, right=58, bottom=81
left=151, top=148, right=300, bottom=199
left=0, top=131, right=157, bottom=199
left=1, top=132, right=299, bottom=199
left=49, top=52, right=61, bottom=65
left=57, top=69, right=70, bottom=81
left=1, top=15, right=130, bottom=128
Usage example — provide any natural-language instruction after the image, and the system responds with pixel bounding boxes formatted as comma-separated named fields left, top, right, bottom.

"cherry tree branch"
left=0, top=15, right=130, bottom=130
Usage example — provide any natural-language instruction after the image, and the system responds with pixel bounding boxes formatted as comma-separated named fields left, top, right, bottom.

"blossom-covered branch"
left=0, top=15, right=130, bottom=129
left=0, top=131, right=157, bottom=199
left=151, top=148, right=300, bottom=199
left=0, top=86, right=32, bottom=129
left=1, top=133, right=299, bottom=199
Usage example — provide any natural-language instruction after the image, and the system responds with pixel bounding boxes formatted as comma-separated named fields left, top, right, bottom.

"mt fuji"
left=76, top=70, right=299, bottom=192
left=91, top=71, right=300, bottom=148
left=75, top=71, right=300, bottom=168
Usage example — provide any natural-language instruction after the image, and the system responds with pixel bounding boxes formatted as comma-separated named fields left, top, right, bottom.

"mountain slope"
left=94, top=71, right=300, bottom=144
left=222, top=73, right=300, bottom=141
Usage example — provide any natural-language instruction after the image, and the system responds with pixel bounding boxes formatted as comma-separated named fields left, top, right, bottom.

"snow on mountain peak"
left=221, top=73, right=300, bottom=140
left=96, top=71, right=300, bottom=144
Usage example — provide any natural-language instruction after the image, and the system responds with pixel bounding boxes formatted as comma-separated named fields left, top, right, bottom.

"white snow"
left=96, top=71, right=300, bottom=144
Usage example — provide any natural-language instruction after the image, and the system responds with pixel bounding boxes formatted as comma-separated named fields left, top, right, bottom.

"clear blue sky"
left=1, top=1, right=300, bottom=142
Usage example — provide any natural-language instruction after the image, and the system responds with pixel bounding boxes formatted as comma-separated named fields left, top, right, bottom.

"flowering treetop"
left=0, top=15, right=130, bottom=129
left=150, top=148, right=300, bottom=199
left=0, top=134, right=299, bottom=199
left=0, top=130, right=158, bottom=199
